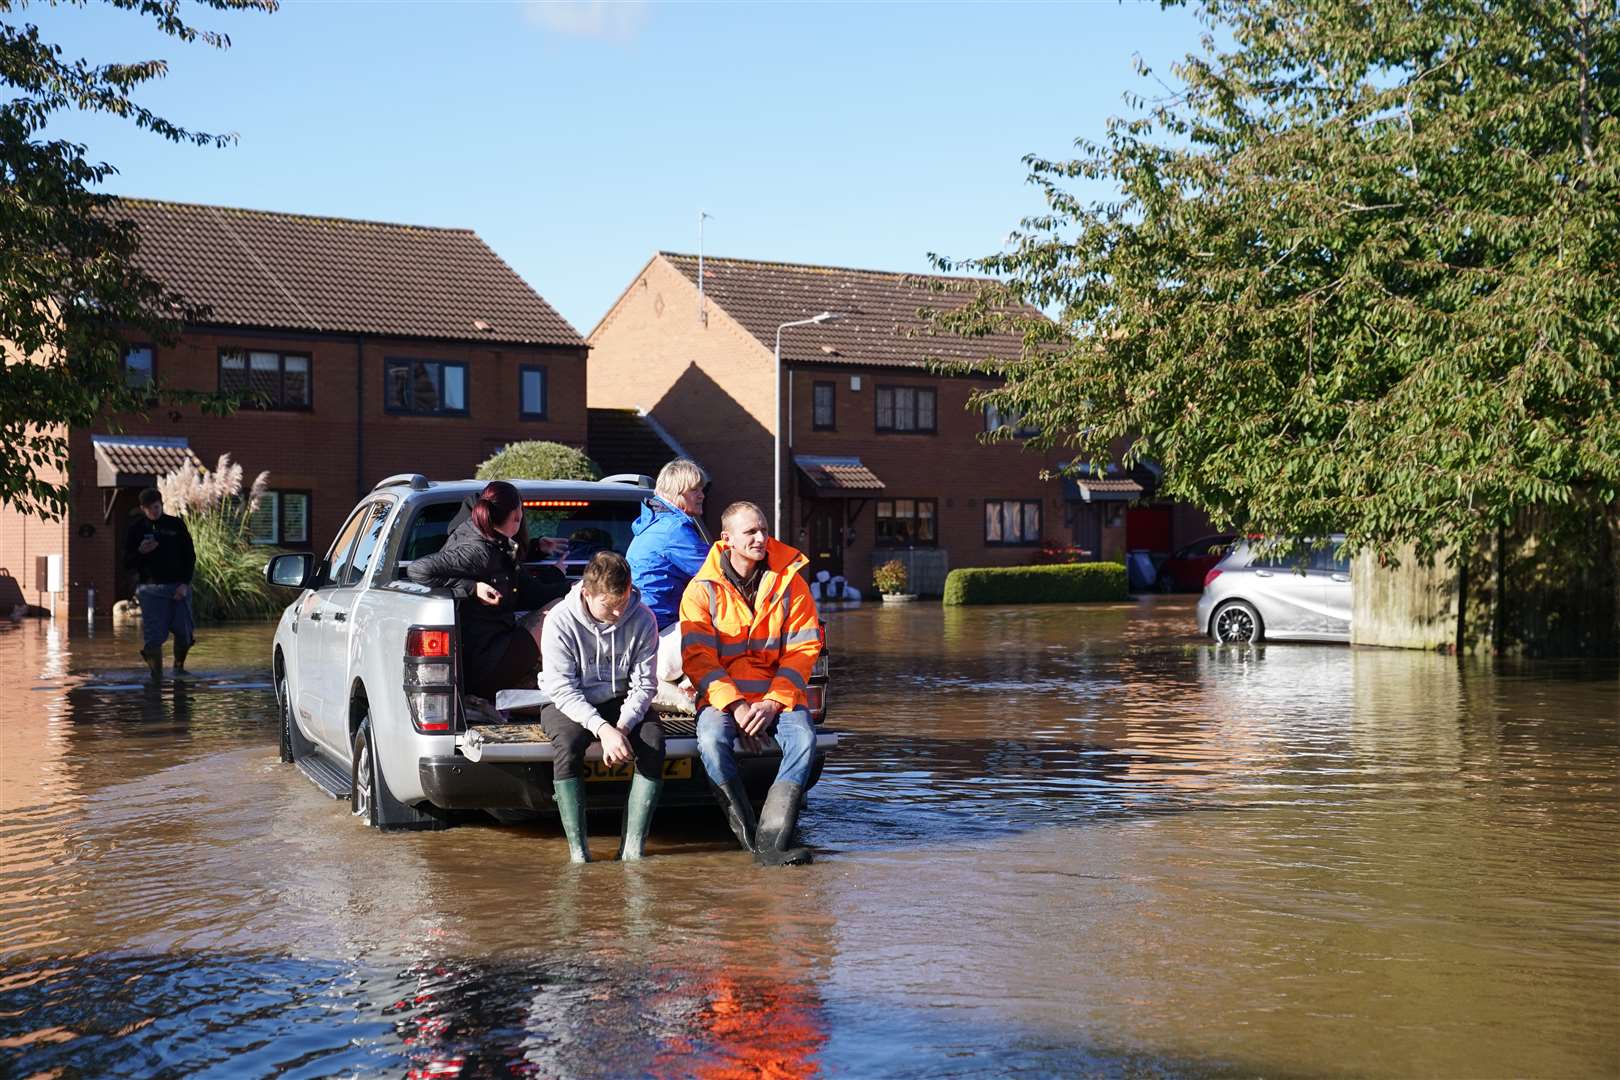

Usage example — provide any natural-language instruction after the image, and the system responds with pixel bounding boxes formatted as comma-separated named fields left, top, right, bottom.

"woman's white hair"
left=655, top=458, right=707, bottom=503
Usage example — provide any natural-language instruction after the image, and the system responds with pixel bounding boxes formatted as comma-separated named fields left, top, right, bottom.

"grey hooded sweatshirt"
left=539, top=581, right=659, bottom=736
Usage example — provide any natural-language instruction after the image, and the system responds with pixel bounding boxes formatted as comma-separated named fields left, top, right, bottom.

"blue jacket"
left=626, top=494, right=709, bottom=631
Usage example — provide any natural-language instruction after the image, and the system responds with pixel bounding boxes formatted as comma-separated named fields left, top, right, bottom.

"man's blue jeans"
left=696, top=704, right=816, bottom=788
left=136, top=583, right=194, bottom=654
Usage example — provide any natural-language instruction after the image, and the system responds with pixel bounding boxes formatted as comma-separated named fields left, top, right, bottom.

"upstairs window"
left=984, top=404, right=1039, bottom=438
left=519, top=365, right=547, bottom=419
left=875, top=385, right=936, bottom=433
left=813, top=381, right=836, bottom=430
left=385, top=358, right=468, bottom=416
left=220, top=349, right=311, bottom=408
left=124, top=346, right=154, bottom=390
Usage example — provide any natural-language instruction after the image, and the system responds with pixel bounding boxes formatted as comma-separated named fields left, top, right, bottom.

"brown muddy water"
left=1, top=598, right=1616, bottom=1079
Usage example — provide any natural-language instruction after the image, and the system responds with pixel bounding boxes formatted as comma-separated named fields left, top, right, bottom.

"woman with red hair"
left=407, top=480, right=570, bottom=700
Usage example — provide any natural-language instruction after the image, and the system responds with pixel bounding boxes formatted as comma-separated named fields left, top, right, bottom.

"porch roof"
left=795, top=455, right=885, bottom=496
left=91, top=435, right=203, bottom=489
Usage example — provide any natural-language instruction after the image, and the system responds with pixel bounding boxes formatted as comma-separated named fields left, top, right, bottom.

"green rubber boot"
left=553, top=778, right=591, bottom=863
left=617, top=771, right=662, bottom=861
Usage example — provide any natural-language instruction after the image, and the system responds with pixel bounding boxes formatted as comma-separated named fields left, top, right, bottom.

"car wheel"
left=278, top=673, right=295, bottom=764
left=1212, top=600, right=1263, bottom=644
left=351, top=715, right=377, bottom=826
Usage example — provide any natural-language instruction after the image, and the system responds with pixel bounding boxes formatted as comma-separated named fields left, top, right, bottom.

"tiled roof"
left=91, top=435, right=203, bottom=488
left=110, top=198, right=583, bottom=347
left=587, top=408, right=690, bottom=481
left=795, top=455, right=886, bottom=494
left=661, top=253, right=1033, bottom=369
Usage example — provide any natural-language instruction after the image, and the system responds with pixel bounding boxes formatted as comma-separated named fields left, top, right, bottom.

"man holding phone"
left=680, top=501, right=822, bottom=866
left=123, top=487, right=196, bottom=681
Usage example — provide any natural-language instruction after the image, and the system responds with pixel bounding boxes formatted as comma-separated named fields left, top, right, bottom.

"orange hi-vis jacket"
left=679, top=538, right=823, bottom=712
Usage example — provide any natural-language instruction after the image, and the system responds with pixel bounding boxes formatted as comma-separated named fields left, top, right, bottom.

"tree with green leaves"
left=476, top=441, right=601, bottom=483
left=1, top=0, right=275, bottom=518
left=939, top=0, right=1617, bottom=575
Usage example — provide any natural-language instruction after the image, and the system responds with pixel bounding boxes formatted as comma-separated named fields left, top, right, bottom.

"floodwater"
left=1, top=599, right=1616, bottom=1079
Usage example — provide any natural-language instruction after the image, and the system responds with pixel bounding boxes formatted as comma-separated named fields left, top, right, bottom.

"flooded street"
left=2, top=598, right=1617, bottom=1078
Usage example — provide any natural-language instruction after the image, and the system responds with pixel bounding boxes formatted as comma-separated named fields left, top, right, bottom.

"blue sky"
left=26, top=0, right=1207, bottom=334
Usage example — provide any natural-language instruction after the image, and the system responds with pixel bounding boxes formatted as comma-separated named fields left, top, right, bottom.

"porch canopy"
left=92, top=435, right=203, bottom=489
left=1061, top=461, right=1144, bottom=504
left=795, top=455, right=885, bottom=497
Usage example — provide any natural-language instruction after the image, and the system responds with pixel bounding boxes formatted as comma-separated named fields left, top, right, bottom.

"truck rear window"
left=399, top=498, right=643, bottom=574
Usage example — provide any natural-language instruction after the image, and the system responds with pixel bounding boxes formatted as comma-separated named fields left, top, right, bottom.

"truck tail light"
left=806, top=683, right=826, bottom=722
left=407, top=628, right=452, bottom=657
left=1202, top=568, right=1223, bottom=589
left=405, top=625, right=456, bottom=732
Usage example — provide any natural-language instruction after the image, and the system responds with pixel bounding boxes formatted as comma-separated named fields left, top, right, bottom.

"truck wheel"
left=1212, top=600, right=1263, bottom=644
left=351, top=716, right=379, bottom=826
left=278, top=672, right=296, bottom=764
left=350, top=710, right=451, bottom=832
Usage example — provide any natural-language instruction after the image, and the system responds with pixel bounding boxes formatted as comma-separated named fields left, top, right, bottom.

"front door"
left=804, top=500, right=845, bottom=578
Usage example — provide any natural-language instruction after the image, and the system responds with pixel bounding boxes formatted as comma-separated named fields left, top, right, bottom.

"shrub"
left=942, top=562, right=1129, bottom=606
left=477, top=441, right=600, bottom=482
left=872, top=559, right=909, bottom=595
left=157, top=454, right=284, bottom=621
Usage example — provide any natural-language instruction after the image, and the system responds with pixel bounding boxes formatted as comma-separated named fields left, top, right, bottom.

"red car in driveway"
left=1156, top=534, right=1239, bottom=592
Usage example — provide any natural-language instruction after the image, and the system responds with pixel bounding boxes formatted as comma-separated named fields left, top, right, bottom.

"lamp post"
left=774, top=311, right=838, bottom=538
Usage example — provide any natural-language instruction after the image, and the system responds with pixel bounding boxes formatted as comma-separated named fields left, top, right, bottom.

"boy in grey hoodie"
left=538, top=550, right=663, bottom=862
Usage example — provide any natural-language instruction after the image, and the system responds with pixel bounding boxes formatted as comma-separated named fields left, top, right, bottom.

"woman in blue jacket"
left=625, top=459, right=709, bottom=682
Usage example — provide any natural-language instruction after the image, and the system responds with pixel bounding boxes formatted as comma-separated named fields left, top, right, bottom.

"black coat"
left=406, top=518, right=568, bottom=688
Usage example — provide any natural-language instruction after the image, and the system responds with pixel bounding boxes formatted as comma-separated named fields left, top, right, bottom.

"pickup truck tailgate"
left=457, top=713, right=839, bottom=764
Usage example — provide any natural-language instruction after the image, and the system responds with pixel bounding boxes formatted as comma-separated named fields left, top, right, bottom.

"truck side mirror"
left=265, top=553, right=314, bottom=590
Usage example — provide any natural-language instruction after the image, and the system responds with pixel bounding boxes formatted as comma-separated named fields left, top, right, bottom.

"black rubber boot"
left=754, top=781, right=813, bottom=866
left=708, top=776, right=758, bottom=853
left=173, top=639, right=191, bottom=677
left=140, top=646, right=163, bottom=683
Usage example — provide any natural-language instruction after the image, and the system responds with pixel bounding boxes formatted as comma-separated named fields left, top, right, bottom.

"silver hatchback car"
left=1195, top=537, right=1352, bottom=644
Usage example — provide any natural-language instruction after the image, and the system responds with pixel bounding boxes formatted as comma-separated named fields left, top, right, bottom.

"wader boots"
left=754, top=781, right=813, bottom=867
left=553, top=778, right=591, bottom=863
left=140, top=647, right=163, bottom=683
left=173, top=640, right=191, bottom=676
left=708, top=776, right=758, bottom=854
left=617, top=772, right=661, bottom=861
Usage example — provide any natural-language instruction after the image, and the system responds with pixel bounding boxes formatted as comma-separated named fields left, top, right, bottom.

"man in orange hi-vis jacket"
left=680, top=500, right=822, bottom=866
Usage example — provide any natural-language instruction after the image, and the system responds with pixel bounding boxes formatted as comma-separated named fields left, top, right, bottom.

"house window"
left=875, top=385, right=936, bottom=433
left=985, top=499, right=1041, bottom=545
left=813, top=381, right=836, bottom=430
left=246, top=490, right=311, bottom=546
left=519, top=365, right=547, bottom=419
left=875, top=498, right=937, bottom=546
left=984, top=404, right=1039, bottom=438
left=385, top=358, right=468, bottom=416
left=124, top=346, right=154, bottom=390
left=220, top=349, right=311, bottom=408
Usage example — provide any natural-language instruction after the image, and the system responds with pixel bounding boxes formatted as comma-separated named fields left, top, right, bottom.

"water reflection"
left=0, top=605, right=1616, bottom=1078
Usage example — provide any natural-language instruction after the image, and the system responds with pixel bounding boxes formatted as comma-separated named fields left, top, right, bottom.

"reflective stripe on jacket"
left=678, top=538, right=822, bottom=711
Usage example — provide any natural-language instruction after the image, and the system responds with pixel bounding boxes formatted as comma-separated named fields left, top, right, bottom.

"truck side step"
left=297, top=752, right=353, bottom=800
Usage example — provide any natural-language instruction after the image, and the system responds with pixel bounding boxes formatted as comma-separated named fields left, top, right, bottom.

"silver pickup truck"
left=265, top=473, right=835, bottom=831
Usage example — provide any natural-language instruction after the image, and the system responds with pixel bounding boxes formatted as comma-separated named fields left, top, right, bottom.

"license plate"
left=584, top=758, right=693, bottom=782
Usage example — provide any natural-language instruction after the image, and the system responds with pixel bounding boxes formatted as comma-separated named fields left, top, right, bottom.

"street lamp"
left=774, top=311, right=839, bottom=538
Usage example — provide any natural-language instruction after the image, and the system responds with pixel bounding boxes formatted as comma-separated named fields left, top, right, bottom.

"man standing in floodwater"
left=124, top=487, right=196, bottom=681
left=680, top=500, right=822, bottom=866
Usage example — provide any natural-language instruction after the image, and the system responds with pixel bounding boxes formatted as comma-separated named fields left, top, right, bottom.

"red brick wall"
left=786, top=366, right=1073, bottom=592
left=0, top=422, right=73, bottom=613
left=1, top=328, right=588, bottom=619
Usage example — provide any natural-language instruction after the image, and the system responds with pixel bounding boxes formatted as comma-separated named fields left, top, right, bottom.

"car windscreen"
left=397, top=497, right=643, bottom=575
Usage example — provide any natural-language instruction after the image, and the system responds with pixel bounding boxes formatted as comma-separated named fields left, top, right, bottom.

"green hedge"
left=942, top=562, right=1129, bottom=606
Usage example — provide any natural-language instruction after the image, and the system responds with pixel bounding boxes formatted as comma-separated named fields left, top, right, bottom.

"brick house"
left=588, top=253, right=1212, bottom=595
left=0, top=198, right=587, bottom=621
